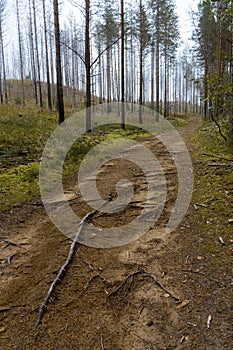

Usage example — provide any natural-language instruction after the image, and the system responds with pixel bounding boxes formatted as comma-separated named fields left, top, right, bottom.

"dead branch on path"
left=182, top=269, right=224, bottom=284
left=210, top=113, right=228, bottom=142
left=34, top=209, right=97, bottom=331
left=202, top=153, right=233, bottom=162
left=79, top=257, right=94, bottom=271
left=108, top=268, right=180, bottom=302
left=83, top=274, right=106, bottom=293
left=6, top=253, right=17, bottom=265
left=0, top=305, right=26, bottom=313
left=0, top=307, right=12, bottom=313
left=207, top=163, right=233, bottom=168
left=100, top=330, right=105, bottom=350
left=3, top=239, right=19, bottom=248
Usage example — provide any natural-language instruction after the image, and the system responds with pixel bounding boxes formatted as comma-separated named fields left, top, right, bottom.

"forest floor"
left=0, top=115, right=232, bottom=350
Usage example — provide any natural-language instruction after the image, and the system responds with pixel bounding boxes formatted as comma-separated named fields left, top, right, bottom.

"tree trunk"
left=121, top=0, right=125, bottom=129
left=85, top=0, right=91, bottom=132
left=98, top=42, right=103, bottom=104
left=42, top=0, right=52, bottom=111
left=32, top=0, right=43, bottom=108
left=16, top=0, right=25, bottom=106
left=164, top=46, right=167, bottom=118
left=0, top=13, right=7, bottom=103
left=49, top=28, right=56, bottom=107
left=155, top=14, right=160, bottom=121
left=28, top=0, right=38, bottom=105
left=151, top=41, right=155, bottom=111
left=139, top=0, right=143, bottom=123
left=53, top=0, right=64, bottom=124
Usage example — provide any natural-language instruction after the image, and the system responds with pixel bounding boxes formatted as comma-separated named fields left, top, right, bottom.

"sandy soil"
left=0, top=117, right=232, bottom=350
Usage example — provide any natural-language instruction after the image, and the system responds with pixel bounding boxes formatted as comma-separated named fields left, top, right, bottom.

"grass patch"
left=0, top=162, right=40, bottom=210
left=167, top=113, right=196, bottom=128
left=192, top=120, right=233, bottom=263
left=0, top=105, right=57, bottom=169
left=0, top=109, right=150, bottom=211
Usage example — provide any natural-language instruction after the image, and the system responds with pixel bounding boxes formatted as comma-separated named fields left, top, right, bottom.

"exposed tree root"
left=108, top=268, right=181, bottom=302
left=34, top=209, right=96, bottom=330
left=34, top=197, right=180, bottom=330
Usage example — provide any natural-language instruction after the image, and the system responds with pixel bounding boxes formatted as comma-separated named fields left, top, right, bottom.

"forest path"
left=1, top=116, right=231, bottom=350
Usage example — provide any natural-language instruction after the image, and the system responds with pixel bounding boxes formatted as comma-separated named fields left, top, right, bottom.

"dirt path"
left=0, top=117, right=232, bottom=350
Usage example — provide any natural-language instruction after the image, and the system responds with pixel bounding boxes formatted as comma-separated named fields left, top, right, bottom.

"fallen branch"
left=194, top=203, right=208, bottom=209
left=100, top=330, right=105, bottom=350
left=207, top=314, right=212, bottom=329
left=79, top=257, right=94, bottom=271
left=4, top=239, right=19, bottom=248
left=182, top=269, right=223, bottom=284
left=108, top=268, right=180, bottom=302
left=210, top=114, right=228, bottom=142
left=0, top=307, right=12, bottom=313
left=202, top=153, right=233, bottom=162
left=83, top=274, right=106, bottom=293
left=34, top=209, right=97, bottom=330
left=207, top=163, right=233, bottom=168
left=6, top=253, right=17, bottom=265
left=0, top=305, right=25, bottom=313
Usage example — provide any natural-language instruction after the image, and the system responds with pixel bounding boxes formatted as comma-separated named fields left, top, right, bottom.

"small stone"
left=147, top=320, right=154, bottom=327
left=177, top=300, right=190, bottom=309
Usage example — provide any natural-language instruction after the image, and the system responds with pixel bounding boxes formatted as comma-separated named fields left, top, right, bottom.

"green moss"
left=0, top=105, right=57, bottom=168
left=191, top=119, right=233, bottom=266
left=0, top=162, right=40, bottom=210
left=0, top=114, right=151, bottom=210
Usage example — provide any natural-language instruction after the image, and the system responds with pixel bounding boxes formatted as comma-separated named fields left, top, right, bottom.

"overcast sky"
left=5, top=0, right=200, bottom=55
left=60, top=0, right=200, bottom=45
left=175, top=0, right=199, bottom=43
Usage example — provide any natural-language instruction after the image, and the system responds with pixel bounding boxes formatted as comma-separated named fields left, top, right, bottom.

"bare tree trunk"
left=71, top=32, right=76, bottom=110
left=0, top=67, right=2, bottom=103
left=49, top=25, right=56, bottom=106
left=53, top=0, right=64, bottom=124
left=106, top=38, right=111, bottom=110
left=16, top=0, right=25, bottom=106
left=28, top=0, right=37, bottom=105
left=32, top=0, right=43, bottom=108
left=113, top=45, right=118, bottom=102
left=121, top=0, right=125, bottom=129
left=164, top=47, right=167, bottom=118
left=204, top=56, right=208, bottom=120
left=117, top=39, right=120, bottom=104
left=85, top=0, right=91, bottom=132
left=42, top=0, right=52, bottom=111
left=98, top=42, right=103, bottom=104
left=151, top=41, right=155, bottom=111
left=125, top=36, right=128, bottom=102
left=139, top=0, right=143, bottom=123
left=0, top=13, right=7, bottom=103
left=155, top=16, right=160, bottom=121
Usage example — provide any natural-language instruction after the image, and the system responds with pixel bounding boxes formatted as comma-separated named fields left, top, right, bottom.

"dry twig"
left=34, top=209, right=97, bottom=330
left=83, top=274, right=106, bottom=292
left=202, top=153, right=233, bottom=162
left=182, top=269, right=223, bottom=284
left=0, top=305, right=25, bottom=313
left=6, top=253, right=17, bottom=265
left=207, top=163, right=233, bottom=168
left=4, top=239, right=19, bottom=248
left=108, top=268, right=180, bottom=302
left=207, top=315, right=212, bottom=329
left=100, top=330, right=105, bottom=350
left=79, top=257, right=94, bottom=271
